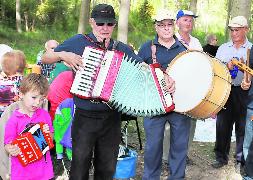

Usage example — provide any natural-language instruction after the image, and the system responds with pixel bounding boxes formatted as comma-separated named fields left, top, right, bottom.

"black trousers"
left=214, top=86, right=248, bottom=163
left=245, top=138, right=253, bottom=177
left=69, top=108, right=121, bottom=180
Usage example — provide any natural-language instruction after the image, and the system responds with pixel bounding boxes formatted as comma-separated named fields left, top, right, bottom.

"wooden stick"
left=245, top=48, right=250, bottom=83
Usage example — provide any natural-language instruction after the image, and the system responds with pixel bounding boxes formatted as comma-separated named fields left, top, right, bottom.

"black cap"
left=91, top=4, right=116, bottom=23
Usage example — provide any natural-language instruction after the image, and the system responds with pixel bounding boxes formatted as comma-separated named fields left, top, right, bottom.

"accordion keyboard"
left=71, top=47, right=105, bottom=98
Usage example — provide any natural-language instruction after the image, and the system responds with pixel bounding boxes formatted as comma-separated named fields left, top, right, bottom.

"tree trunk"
left=189, top=0, right=197, bottom=15
left=225, top=0, right=232, bottom=41
left=117, top=0, right=130, bottom=44
left=24, top=12, right=29, bottom=32
left=78, top=0, right=91, bottom=34
left=16, top=0, right=22, bottom=33
left=230, top=0, right=251, bottom=18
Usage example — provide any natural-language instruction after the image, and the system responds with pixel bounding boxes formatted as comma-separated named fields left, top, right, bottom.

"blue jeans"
left=142, top=112, right=191, bottom=180
left=243, top=108, right=253, bottom=159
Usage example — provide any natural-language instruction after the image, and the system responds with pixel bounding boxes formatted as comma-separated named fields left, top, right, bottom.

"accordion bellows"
left=70, top=47, right=174, bottom=117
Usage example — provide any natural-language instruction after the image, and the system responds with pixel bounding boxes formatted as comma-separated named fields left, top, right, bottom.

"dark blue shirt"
left=246, top=46, right=253, bottom=106
left=138, top=35, right=186, bottom=69
left=54, top=33, right=142, bottom=111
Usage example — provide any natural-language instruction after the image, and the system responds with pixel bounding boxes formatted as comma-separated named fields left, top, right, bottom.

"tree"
left=16, top=0, right=22, bottom=33
left=117, top=0, right=131, bottom=43
left=189, top=0, right=197, bottom=14
left=226, top=0, right=252, bottom=40
left=78, top=0, right=91, bottom=34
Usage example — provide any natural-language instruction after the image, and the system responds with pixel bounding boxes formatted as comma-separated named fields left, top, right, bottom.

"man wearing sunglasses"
left=42, top=3, right=143, bottom=180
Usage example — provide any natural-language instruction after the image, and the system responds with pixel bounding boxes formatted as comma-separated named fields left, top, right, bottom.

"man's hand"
left=58, top=51, right=83, bottom=72
left=164, top=73, right=175, bottom=94
left=227, top=60, right=234, bottom=70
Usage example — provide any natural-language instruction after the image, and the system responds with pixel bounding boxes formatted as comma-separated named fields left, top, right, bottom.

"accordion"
left=12, top=122, right=54, bottom=166
left=70, top=47, right=174, bottom=117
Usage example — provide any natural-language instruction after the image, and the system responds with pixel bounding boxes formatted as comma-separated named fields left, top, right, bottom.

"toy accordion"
left=12, top=122, right=54, bottom=166
left=70, top=47, right=174, bottom=117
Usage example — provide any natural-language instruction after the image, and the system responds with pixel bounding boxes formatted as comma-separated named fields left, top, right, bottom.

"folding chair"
left=120, top=114, right=143, bottom=150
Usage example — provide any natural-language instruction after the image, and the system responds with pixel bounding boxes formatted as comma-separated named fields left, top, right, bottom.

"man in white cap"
left=138, top=9, right=191, bottom=179
left=175, top=10, right=202, bottom=50
left=213, top=16, right=252, bottom=172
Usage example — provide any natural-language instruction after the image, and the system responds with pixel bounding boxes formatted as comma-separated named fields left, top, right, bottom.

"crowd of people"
left=0, top=3, right=253, bottom=180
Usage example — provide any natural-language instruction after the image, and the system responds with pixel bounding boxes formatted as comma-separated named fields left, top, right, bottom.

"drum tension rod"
left=214, top=74, right=232, bottom=84
left=203, top=98, right=226, bottom=110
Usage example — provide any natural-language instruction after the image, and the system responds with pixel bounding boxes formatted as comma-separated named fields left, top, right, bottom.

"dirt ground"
left=134, top=141, right=243, bottom=180
left=54, top=141, right=243, bottom=180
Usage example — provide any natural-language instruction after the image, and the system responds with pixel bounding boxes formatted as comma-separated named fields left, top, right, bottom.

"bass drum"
left=166, top=50, right=231, bottom=119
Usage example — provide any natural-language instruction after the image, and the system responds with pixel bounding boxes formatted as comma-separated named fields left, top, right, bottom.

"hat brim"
left=94, top=18, right=116, bottom=23
left=228, top=23, right=246, bottom=28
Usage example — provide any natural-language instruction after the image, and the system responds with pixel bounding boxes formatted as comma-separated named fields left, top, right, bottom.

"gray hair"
left=205, top=34, right=216, bottom=44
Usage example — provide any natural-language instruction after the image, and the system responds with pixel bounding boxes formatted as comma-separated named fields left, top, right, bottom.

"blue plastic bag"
left=113, top=148, right=138, bottom=179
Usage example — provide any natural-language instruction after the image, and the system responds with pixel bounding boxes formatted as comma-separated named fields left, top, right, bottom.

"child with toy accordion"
left=4, top=73, right=54, bottom=180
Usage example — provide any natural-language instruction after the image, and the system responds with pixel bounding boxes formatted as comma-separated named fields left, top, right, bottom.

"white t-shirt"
left=175, top=32, right=203, bottom=51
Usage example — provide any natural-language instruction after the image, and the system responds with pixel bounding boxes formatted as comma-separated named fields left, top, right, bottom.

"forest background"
left=0, top=0, right=253, bottom=64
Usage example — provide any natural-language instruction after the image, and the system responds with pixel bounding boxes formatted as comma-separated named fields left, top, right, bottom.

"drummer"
left=138, top=9, right=191, bottom=179
left=213, top=16, right=252, bottom=172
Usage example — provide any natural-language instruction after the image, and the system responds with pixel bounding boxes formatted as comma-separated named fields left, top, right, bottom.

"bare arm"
left=4, top=144, right=20, bottom=156
left=42, top=50, right=83, bottom=71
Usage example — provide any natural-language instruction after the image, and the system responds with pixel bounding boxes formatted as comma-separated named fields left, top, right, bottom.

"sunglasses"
left=96, top=22, right=115, bottom=27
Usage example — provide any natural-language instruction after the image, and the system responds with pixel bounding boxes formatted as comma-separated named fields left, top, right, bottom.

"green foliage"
left=128, top=0, right=156, bottom=49
left=0, top=24, right=76, bottom=64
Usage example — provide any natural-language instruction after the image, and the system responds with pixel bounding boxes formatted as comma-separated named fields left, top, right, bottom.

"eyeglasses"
left=156, top=23, right=174, bottom=29
left=96, top=22, right=115, bottom=27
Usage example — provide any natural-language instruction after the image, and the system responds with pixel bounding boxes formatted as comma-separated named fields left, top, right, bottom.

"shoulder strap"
left=112, top=40, right=119, bottom=50
left=151, top=40, right=157, bottom=63
left=83, top=34, right=105, bottom=50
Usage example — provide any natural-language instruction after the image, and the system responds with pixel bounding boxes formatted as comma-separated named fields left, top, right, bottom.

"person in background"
left=37, top=40, right=59, bottom=78
left=4, top=73, right=54, bottom=180
left=0, top=44, right=13, bottom=71
left=138, top=9, right=191, bottom=179
left=213, top=16, right=252, bottom=173
left=41, top=4, right=159, bottom=180
left=241, top=46, right=253, bottom=180
left=0, top=50, right=26, bottom=116
left=203, top=34, right=219, bottom=57
left=47, top=70, right=74, bottom=120
left=163, top=9, right=202, bottom=165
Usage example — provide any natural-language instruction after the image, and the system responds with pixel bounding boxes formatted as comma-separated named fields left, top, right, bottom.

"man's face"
left=155, top=19, right=175, bottom=40
left=229, top=27, right=248, bottom=43
left=176, top=16, right=194, bottom=33
left=90, top=18, right=115, bottom=42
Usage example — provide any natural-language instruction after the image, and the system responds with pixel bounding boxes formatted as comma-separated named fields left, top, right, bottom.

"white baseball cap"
left=153, top=9, right=175, bottom=22
left=228, top=16, right=248, bottom=28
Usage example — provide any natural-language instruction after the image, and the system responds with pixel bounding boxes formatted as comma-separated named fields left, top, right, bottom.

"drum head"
left=167, top=51, right=213, bottom=113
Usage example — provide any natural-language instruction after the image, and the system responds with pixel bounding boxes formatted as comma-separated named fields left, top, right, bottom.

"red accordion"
left=12, top=122, right=54, bottom=166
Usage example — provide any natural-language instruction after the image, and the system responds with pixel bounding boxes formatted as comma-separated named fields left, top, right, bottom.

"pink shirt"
left=4, top=108, right=54, bottom=180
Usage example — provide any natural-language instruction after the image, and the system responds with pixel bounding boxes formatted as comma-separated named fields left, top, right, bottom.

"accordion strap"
left=83, top=34, right=119, bottom=51
left=151, top=40, right=157, bottom=64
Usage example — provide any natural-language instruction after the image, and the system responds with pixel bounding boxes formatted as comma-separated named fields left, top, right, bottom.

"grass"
left=0, top=25, right=76, bottom=64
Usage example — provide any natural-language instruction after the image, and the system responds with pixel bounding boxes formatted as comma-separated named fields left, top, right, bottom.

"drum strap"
left=151, top=40, right=157, bottom=64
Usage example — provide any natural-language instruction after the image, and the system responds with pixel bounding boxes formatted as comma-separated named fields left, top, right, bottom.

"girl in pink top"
left=4, top=73, right=54, bottom=180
